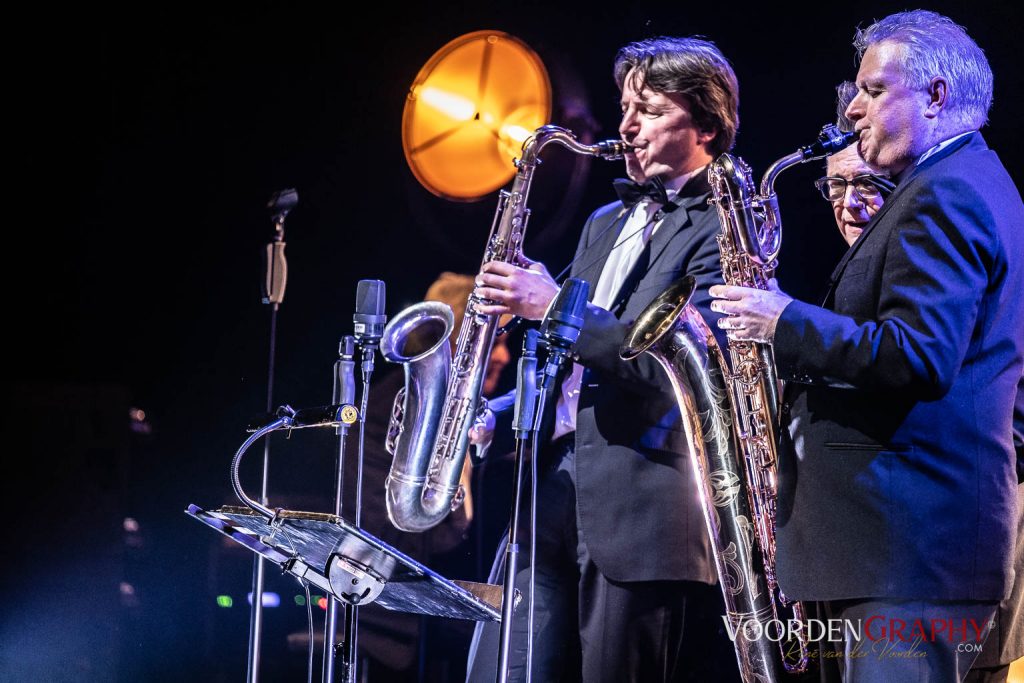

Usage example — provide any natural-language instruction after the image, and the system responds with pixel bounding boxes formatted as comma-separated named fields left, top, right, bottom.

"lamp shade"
left=402, top=31, right=552, bottom=201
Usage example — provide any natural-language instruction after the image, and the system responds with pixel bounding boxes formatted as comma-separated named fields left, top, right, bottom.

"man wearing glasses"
left=710, top=11, right=1023, bottom=681
left=814, top=150, right=893, bottom=247
left=813, top=87, right=1022, bottom=682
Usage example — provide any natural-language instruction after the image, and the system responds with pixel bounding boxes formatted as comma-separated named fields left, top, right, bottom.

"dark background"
left=4, top=2, right=1022, bottom=681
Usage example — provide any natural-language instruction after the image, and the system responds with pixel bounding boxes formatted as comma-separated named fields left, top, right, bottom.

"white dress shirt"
left=552, top=166, right=705, bottom=440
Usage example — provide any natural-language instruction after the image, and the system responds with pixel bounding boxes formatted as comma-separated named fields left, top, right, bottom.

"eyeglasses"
left=814, top=174, right=895, bottom=202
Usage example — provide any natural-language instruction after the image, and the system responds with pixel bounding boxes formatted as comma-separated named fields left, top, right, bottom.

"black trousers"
left=465, top=437, right=736, bottom=683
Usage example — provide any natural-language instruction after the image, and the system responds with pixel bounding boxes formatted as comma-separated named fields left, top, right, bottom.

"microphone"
left=540, top=277, right=590, bottom=353
left=353, top=280, right=386, bottom=348
left=334, top=335, right=357, bottom=406
left=267, top=188, right=299, bottom=226
left=512, top=329, right=539, bottom=437
left=262, top=188, right=298, bottom=306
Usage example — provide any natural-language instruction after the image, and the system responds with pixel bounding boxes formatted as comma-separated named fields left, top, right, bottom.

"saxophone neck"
left=759, top=123, right=859, bottom=197
left=759, top=150, right=806, bottom=199
left=518, top=125, right=628, bottom=168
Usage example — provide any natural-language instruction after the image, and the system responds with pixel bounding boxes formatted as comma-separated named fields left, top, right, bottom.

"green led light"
left=216, top=595, right=233, bottom=608
left=294, top=595, right=306, bottom=606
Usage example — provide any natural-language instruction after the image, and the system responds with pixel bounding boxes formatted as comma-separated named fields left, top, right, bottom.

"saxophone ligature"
left=382, top=125, right=626, bottom=532
left=621, top=125, right=856, bottom=681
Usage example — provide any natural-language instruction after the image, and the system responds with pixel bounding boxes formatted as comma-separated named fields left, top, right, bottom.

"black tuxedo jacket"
left=569, top=173, right=724, bottom=583
left=772, top=132, right=1024, bottom=601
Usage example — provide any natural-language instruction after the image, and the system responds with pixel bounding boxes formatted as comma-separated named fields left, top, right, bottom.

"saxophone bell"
left=622, top=124, right=854, bottom=679
left=382, top=125, right=626, bottom=532
left=621, top=276, right=780, bottom=682
left=380, top=302, right=455, bottom=532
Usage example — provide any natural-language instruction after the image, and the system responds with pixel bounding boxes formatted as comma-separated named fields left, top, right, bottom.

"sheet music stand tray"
left=186, top=504, right=502, bottom=622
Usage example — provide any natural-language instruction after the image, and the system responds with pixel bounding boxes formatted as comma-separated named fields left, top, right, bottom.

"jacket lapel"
left=573, top=207, right=629, bottom=301
left=646, top=171, right=708, bottom=272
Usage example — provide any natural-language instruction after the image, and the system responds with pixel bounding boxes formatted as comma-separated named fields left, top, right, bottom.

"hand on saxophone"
left=709, top=279, right=793, bottom=343
left=468, top=406, right=496, bottom=446
left=474, top=257, right=559, bottom=320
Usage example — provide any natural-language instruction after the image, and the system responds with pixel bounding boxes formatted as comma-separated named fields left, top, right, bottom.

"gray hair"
left=835, top=81, right=859, bottom=133
left=854, top=10, right=993, bottom=132
left=614, top=36, right=740, bottom=157
left=826, top=80, right=890, bottom=179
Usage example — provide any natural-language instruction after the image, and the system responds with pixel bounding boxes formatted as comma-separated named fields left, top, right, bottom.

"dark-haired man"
left=466, top=36, right=741, bottom=682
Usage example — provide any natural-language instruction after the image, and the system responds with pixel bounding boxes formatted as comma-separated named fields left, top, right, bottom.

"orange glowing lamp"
left=402, top=31, right=552, bottom=200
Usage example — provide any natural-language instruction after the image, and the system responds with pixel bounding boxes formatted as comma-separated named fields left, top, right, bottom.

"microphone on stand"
left=325, top=335, right=361, bottom=683
left=262, top=188, right=297, bottom=306
left=497, top=327, right=541, bottom=683
left=333, top=279, right=386, bottom=683
left=248, top=186, right=298, bottom=683
left=496, top=281, right=589, bottom=683
left=353, top=280, right=386, bottom=350
left=538, top=277, right=590, bottom=390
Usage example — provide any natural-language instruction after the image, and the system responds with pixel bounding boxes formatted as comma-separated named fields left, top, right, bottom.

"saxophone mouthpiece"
left=596, top=139, right=630, bottom=159
left=801, top=124, right=859, bottom=160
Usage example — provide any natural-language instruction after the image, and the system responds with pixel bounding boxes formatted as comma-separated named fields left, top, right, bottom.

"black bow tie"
left=612, top=176, right=679, bottom=213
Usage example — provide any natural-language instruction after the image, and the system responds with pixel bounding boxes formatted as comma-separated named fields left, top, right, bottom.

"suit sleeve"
left=774, top=174, right=996, bottom=399
left=573, top=207, right=726, bottom=393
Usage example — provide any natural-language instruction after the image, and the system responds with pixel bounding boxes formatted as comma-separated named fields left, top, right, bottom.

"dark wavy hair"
left=614, top=36, right=740, bottom=157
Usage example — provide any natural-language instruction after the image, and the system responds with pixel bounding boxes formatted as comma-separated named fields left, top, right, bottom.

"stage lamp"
left=402, top=31, right=552, bottom=201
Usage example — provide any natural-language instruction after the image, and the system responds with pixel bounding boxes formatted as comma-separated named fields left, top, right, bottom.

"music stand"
left=186, top=504, right=503, bottom=622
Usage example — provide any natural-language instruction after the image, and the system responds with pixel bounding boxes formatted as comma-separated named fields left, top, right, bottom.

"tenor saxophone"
left=382, top=126, right=626, bottom=532
left=621, top=125, right=855, bottom=681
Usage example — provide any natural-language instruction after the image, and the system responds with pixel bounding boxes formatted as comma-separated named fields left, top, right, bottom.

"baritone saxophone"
left=622, top=125, right=856, bottom=681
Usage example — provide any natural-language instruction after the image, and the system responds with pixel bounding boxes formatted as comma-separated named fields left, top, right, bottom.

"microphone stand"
left=496, top=330, right=539, bottom=683
left=331, top=279, right=385, bottom=683
left=336, top=339, right=376, bottom=683
left=247, top=188, right=297, bottom=683
left=324, top=336, right=356, bottom=683
left=495, top=278, right=588, bottom=683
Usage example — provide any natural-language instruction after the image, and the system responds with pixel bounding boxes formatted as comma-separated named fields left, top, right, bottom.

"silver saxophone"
left=382, top=125, right=627, bottom=532
left=621, top=125, right=856, bottom=681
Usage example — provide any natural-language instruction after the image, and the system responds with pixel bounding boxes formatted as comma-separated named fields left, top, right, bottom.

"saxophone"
left=621, top=125, right=855, bottom=681
left=382, top=125, right=626, bottom=532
